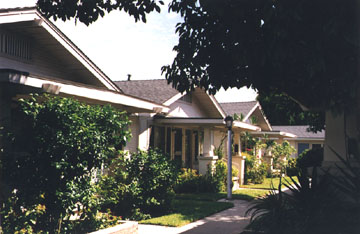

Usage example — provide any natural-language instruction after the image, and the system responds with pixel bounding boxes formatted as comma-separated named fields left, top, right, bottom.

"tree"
left=36, top=0, right=358, bottom=113
left=1, top=94, right=131, bottom=233
left=271, top=141, right=296, bottom=173
left=162, top=0, right=358, bottom=113
left=257, top=92, right=325, bottom=132
left=36, top=0, right=164, bottom=25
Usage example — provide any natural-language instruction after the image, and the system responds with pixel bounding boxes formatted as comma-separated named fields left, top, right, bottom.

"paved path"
left=138, top=199, right=251, bottom=234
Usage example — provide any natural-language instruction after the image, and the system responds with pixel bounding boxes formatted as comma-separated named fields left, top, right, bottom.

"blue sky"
left=4, top=0, right=257, bottom=102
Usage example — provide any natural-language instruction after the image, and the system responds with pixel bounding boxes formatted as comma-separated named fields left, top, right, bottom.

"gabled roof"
left=272, top=126, right=325, bottom=139
left=220, top=101, right=272, bottom=131
left=115, top=79, right=226, bottom=118
left=115, top=79, right=178, bottom=104
left=220, top=101, right=258, bottom=118
left=0, top=7, right=121, bottom=92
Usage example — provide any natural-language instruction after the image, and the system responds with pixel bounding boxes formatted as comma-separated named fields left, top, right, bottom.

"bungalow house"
left=0, top=7, right=169, bottom=149
left=115, top=79, right=262, bottom=183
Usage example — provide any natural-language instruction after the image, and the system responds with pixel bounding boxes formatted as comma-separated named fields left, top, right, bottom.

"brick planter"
left=88, top=221, right=138, bottom=234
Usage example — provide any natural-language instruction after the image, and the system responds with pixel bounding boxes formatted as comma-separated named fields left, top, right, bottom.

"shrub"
left=0, top=94, right=131, bottom=233
left=286, top=157, right=299, bottom=176
left=98, top=149, right=178, bottom=220
left=244, top=153, right=268, bottom=184
left=175, top=160, right=240, bottom=193
left=175, top=168, right=201, bottom=193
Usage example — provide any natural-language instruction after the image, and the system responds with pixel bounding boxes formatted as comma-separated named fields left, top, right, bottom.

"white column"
left=199, top=127, right=217, bottom=175
left=203, top=128, right=215, bottom=157
left=238, top=132, right=242, bottom=155
left=138, top=115, right=150, bottom=151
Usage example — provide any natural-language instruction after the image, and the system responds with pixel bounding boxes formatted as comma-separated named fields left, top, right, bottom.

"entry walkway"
left=138, top=199, right=251, bottom=234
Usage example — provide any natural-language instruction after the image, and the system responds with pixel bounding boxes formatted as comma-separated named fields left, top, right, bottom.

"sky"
left=3, top=0, right=258, bottom=103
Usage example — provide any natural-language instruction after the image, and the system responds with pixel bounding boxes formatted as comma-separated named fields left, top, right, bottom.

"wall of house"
left=167, top=98, right=207, bottom=118
left=324, top=111, right=358, bottom=167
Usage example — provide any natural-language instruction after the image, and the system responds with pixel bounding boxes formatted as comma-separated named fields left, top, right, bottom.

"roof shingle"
left=220, top=101, right=258, bottom=117
left=272, top=125, right=325, bottom=138
left=114, top=79, right=180, bottom=104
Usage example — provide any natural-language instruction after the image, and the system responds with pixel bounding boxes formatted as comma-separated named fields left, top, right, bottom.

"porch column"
left=238, top=132, right=242, bottom=155
left=138, top=115, right=150, bottom=151
left=203, top=128, right=215, bottom=157
left=199, top=128, right=217, bottom=175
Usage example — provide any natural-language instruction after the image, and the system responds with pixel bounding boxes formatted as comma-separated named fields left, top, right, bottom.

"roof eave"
left=1, top=70, right=169, bottom=113
left=0, top=7, right=121, bottom=93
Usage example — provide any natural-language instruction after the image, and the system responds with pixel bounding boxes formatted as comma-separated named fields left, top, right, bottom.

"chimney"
left=127, top=74, right=131, bottom=81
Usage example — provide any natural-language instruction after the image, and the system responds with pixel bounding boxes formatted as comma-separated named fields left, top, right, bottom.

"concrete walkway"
left=138, top=199, right=251, bottom=234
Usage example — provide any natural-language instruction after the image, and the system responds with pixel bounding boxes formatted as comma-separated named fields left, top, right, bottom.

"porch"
left=149, top=117, right=261, bottom=185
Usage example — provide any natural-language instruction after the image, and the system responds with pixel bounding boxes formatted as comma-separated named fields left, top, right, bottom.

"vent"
left=0, top=33, right=31, bottom=60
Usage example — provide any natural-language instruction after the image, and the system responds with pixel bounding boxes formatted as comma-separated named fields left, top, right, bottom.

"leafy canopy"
left=36, top=0, right=164, bottom=25
left=36, top=0, right=359, bottom=113
left=257, top=92, right=325, bottom=132
left=162, top=0, right=358, bottom=113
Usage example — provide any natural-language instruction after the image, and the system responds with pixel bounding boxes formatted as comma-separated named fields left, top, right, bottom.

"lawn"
left=230, top=189, right=270, bottom=200
left=139, top=198, right=233, bottom=227
left=140, top=188, right=269, bottom=227
left=241, top=176, right=298, bottom=190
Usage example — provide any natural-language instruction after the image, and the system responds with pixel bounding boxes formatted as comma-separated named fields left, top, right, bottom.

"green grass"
left=241, top=176, right=298, bottom=190
left=139, top=199, right=233, bottom=227
left=229, top=189, right=270, bottom=201
left=140, top=189, right=269, bottom=227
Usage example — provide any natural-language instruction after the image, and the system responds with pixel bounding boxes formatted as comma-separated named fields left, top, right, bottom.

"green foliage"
left=174, top=168, right=201, bottom=194
left=286, top=157, right=298, bottom=177
left=245, top=146, right=360, bottom=234
left=271, top=141, right=296, bottom=173
left=37, top=0, right=164, bottom=25
left=246, top=167, right=338, bottom=234
left=175, top=160, right=238, bottom=194
left=244, top=153, right=268, bottom=184
left=257, top=92, right=325, bottom=132
left=0, top=94, right=131, bottom=233
left=297, top=148, right=324, bottom=170
left=233, top=113, right=244, bottom=121
left=164, top=0, right=358, bottom=113
left=98, top=149, right=178, bottom=220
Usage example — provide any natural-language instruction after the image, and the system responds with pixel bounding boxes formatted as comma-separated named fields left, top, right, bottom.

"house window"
left=312, top=144, right=322, bottom=149
left=180, top=93, right=192, bottom=103
left=174, top=128, right=182, bottom=166
left=149, top=126, right=165, bottom=152
left=298, top=143, right=309, bottom=156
